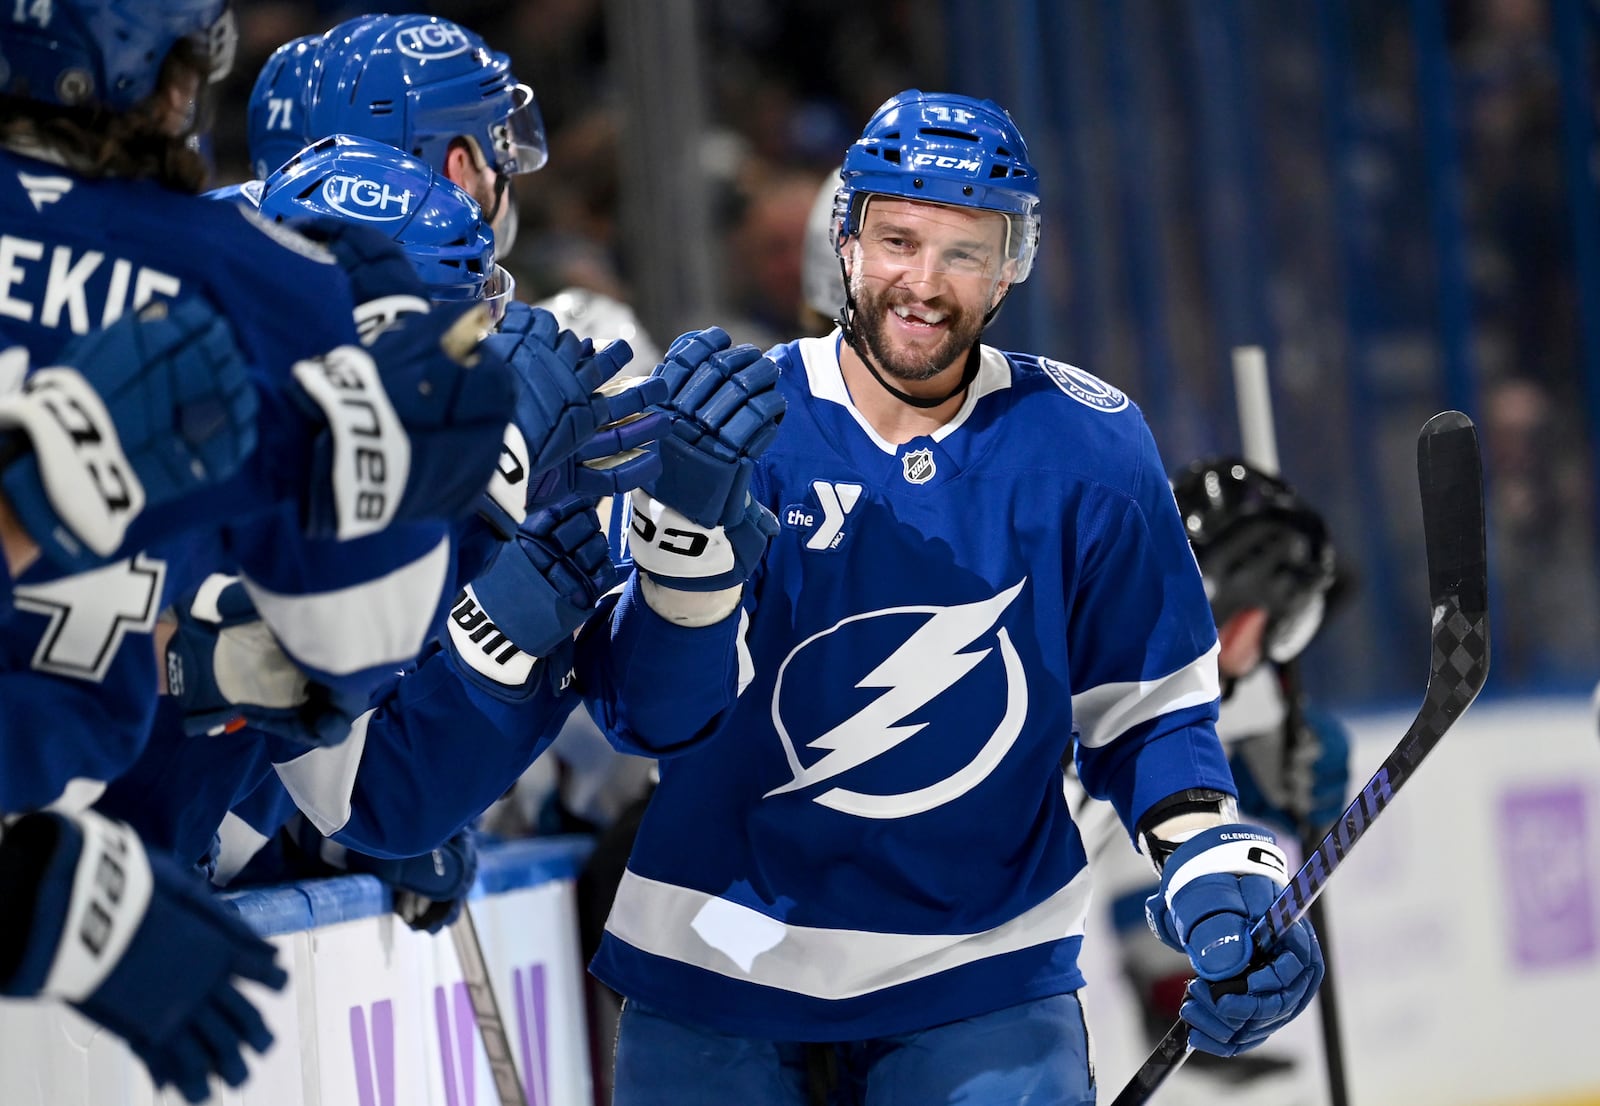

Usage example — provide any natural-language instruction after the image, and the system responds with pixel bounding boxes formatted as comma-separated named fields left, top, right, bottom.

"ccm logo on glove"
left=630, top=512, right=710, bottom=559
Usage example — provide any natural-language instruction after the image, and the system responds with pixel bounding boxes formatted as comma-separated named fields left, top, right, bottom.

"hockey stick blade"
left=449, top=903, right=531, bottom=1106
left=1110, top=410, right=1489, bottom=1106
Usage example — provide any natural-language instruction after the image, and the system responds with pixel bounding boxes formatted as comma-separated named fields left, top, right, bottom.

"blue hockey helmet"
left=246, top=33, right=325, bottom=179
left=306, top=14, right=546, bottom=179
left=258, top=134, right=499, bottom=312
left=833, top=90, right=1041, bottom=283
left=0, top=0, right=236, bottom=113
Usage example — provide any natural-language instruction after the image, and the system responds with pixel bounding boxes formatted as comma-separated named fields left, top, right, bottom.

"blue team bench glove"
left=288, top=298, right=516, bottom=541
left=478, top=302, right=667, bottom=538
left=289, top=216, right=432, bottom=344
left=0, top=810, right=288, bottom=1103
left=262, top=219, right=514, bottom=541
left=642, top=327, right=786, bottom=529
left=1231, top=704, right=1352, bottom=833
left=1144, top=823, right=1323, bottom=1056
left=0, top=296, right=258, bottom=571
left=293, top=818, right=478, bottom=935
left=162, top=573, right=363, bottom=749
left=446, top=496, right=617, bottom=696
left=627, top=487, right=777, bottom=593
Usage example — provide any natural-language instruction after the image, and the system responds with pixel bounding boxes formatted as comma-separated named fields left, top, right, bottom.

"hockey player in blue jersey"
left=93, top=137, right=666, bottom=866
left=0, top=3, right=520, bottom=1098
left=591, top=91, right=1326, bottom=1105
left=250, top=132, right=518, bottom=341
left=246, top=12, right=543, bottom=255
left=0, top=38, right=514, bottom=811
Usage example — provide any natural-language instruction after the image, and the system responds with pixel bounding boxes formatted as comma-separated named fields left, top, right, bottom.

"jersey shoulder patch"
left=1032, top=356, right=1129, bottom=413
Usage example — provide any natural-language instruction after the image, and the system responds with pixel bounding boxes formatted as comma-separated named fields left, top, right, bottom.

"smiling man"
left=587, top=90, right=1326, bottom=1106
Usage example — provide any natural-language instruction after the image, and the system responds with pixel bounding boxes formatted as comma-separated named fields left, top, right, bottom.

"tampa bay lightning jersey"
left=592, top=333, right=1234, bottom=1040
left=0, top=147, right=451, bottom=812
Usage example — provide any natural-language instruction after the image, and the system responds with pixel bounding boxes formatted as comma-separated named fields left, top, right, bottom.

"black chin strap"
left=484, top=169, right=511, bottom=224
left=836, top=257, right=1013, bottom=410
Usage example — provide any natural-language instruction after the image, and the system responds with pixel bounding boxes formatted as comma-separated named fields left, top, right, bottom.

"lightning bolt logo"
left=767, top=579, right=1029, bottom=818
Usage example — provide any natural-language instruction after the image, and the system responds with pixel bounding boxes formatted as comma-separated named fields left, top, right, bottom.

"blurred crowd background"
left=204, top=0, right=1600, bottom=709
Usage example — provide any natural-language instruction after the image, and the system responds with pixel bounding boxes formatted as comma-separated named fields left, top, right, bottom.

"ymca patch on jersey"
left=1039, top=358, right=1129, bottom=413
left=782, top=479, right=865, bottom=552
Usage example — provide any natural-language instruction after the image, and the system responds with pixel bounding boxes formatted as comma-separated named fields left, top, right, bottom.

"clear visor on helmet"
left=490, top=84, right=548, bottom=175
left=837, top=195, right=1039, bottom=284
left=484, top=264, right=517, bottom=329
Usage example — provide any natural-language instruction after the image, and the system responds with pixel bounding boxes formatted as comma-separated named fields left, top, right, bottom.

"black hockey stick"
left=1110, top=409, right=1490, bottom=1106
left=449, top=903, right=530, bottom=1106
left=1277, top=660, right=1353, bottom=1106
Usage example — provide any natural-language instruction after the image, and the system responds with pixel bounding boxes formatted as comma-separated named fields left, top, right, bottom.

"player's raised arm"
left=581, top=329, right=785, bottom=756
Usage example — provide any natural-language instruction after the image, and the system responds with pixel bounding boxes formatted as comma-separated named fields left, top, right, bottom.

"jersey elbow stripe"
left=242, top=536, right=451, bottom=677
left=1070, top=642, right=1221, bottom=750
left=273, top=708, right=373, bottom=837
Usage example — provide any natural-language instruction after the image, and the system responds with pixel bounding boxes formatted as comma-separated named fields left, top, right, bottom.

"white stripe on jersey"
left=273, top=707, right=373, bottom=836
left=1071, top=642, right=1221, bottom=750
left=604, top=863, right=1091, bottom=1002
left=212, top=810, right=270, bottom=885
left=242, top=535, right=450, bottom=677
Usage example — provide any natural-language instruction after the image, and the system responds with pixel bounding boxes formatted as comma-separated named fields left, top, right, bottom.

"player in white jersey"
left=589, top=90, right=1325, bottom=1105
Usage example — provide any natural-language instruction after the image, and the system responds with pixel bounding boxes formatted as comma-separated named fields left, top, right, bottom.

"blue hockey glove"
left=643, top=327, right=786, bottom=528
left=288, top=217, right=432, bottom=345
left=478, top=302, right=668, bottom=538
left=289, top=298, right=516, bottom=540
left=1231, top=704, right=1352, bottom=833
left=446, top=497, right=617, bottom=695
left=0, top=810, right=288, bottom=1103
left=163, top=573, right=361, bottom=750
left=627, top=488, right=777, bottom=592
left=0, top=297, right=258, bottom=571
left=1144, top=823, right=1323, bottom=1056
left=294, top=819, right=478, bottom=935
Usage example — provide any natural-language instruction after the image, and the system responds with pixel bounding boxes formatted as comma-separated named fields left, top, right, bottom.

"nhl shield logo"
left=902, top=448, right=936, bottom=484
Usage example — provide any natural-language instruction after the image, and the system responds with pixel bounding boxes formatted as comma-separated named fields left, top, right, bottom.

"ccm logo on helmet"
left=321, top=176, right=413, bottom=222
left=909, top=153, right=981, bottom=172
left=395, top=23, right=472, bottom=61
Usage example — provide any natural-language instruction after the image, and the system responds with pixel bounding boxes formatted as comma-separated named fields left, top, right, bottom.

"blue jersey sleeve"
left=577, top=574, right=746, bottom=758
left=91, top=698, right=276, bottom=867
left=272, top=637, right=579, bottom=859
left=0, top=658, right=155, bottom=813
left=1069, top=421, right=1233, bottom=838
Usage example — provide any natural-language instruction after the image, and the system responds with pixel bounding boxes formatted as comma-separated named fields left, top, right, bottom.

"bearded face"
left=849, top=273, right=988, bottom=382
left=843, top=197, right=1010, bottom=383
